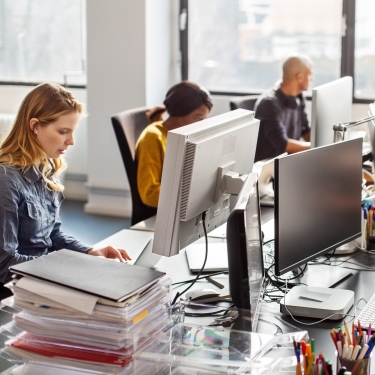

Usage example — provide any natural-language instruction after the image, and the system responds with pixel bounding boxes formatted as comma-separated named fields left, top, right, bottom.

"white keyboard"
left=355, top=293, right=375, bottom=330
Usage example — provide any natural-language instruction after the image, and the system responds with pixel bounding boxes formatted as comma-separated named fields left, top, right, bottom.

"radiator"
left=0, top=113, right=16, bottom=142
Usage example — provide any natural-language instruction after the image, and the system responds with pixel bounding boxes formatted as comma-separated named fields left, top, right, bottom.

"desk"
left=1, top=206, right=375, bottom=374
left=87, top=206, right=375, bottom=372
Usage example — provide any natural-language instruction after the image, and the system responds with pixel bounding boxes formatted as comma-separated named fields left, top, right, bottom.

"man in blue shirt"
left=254, top=54, right=313, bottom=162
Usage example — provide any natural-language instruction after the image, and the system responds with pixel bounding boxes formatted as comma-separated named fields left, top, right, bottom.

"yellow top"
left=135, top=121, right=168, bottom=208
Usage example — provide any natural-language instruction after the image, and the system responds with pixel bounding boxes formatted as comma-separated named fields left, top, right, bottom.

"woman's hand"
left=86, top=246, right=132, bottom=262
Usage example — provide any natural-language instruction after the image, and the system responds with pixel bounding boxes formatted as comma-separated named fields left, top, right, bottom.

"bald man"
left=254, top=54, right=312, bottom=162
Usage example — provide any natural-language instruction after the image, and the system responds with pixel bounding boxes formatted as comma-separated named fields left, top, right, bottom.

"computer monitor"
left=152, top=109, right=260, bottom=257
left=310, top=76, right=353, bottom=148
left=226, top=173, right=264, bottom=330
left=274, top=138, right=362, bottom=281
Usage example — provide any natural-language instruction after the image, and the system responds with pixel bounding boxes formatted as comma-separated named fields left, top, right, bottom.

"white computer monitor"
left=152, top=109, right=260, bottom=257
left=310, top=76, right=353, bottom=148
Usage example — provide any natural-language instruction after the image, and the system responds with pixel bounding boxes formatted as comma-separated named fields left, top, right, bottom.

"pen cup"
left=336, top=351, right=372, bottom=375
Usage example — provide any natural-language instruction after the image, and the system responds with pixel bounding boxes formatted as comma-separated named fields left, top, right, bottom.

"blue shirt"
left=0, top=166, right=91, bottom=284
left=254, top=86, right=310, bottom=162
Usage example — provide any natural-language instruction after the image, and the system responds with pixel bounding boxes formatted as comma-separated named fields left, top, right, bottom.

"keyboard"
left=355, top=293, right=375, bottom=330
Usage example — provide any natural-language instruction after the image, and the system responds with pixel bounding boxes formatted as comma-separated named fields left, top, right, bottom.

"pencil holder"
left=335, top=352, right=371, bottom=375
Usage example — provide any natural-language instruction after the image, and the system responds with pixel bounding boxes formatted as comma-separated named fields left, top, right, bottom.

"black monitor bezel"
left=226, top=174, right=264, bottom=318
left=274, top=139, right=362, bottom=276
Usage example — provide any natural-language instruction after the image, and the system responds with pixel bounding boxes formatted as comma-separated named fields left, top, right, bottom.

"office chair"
left=111, top=107, right=157, bottom=226
left=229, top=95, right=259, bottom=111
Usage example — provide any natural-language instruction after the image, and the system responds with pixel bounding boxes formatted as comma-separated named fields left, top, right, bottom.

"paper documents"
left=16, top=277, right=98, bottom=315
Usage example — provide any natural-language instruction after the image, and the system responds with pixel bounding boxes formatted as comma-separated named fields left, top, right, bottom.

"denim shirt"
left=0, top=166, right=92, bottom=284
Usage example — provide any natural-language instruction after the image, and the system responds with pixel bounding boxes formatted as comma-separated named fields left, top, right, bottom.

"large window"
left=0, top=0, right=86, bottom=86
left=183, top=0, right=373, bottom=101
left=355, top=0, right=375, bottom=99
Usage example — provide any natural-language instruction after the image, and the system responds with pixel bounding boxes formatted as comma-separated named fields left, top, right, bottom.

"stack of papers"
left=3, top=250, right=172, bottom=374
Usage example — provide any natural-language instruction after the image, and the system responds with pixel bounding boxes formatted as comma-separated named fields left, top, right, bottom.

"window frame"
left=181, top=0, right=374, bottom=103
left=0, top=0, right=86, bottom=89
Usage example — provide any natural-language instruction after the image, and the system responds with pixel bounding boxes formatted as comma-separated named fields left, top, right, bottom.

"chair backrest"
left=111, top=107, right=157, bottom=225
left=229, top=95, right=260, bottom=111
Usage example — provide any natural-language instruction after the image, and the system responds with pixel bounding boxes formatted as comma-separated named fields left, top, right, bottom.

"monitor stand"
left=333, top=237, right=361, bottom=255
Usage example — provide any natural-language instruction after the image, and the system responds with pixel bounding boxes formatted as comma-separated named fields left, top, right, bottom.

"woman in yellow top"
left=135, top=81, right=213, bottom=208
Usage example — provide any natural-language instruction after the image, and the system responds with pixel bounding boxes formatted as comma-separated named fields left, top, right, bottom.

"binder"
left=9, top=249, right=165, bottom=302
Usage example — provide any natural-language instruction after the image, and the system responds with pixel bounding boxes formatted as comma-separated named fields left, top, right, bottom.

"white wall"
left=85, top=0, right=175, bottom=217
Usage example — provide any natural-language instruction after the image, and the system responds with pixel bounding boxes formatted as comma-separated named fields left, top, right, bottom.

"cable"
left=171, top=211, right=209, bottom=305
left=172, top=271, right=227, bottom=287
left=258, top=318, right=283, bottom=335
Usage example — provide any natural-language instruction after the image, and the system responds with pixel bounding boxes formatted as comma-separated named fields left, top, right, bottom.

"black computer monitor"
left=274, top=138, right=362, bottom=280
left=226, top=173, right=264, bottom=330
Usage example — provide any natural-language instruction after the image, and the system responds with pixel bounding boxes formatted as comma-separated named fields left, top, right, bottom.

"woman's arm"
left=50, top=213, right=131, bottom=261
left=136, top=131, right=164, bottom=208
left=0, top=171, right=36, bottom=284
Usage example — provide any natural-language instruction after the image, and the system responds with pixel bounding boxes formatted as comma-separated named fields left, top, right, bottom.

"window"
left=0, top=0, right=86, bottom=86
left=183, top=0, right=373, bottom=101
left=355, top=0, right=375, bottom=99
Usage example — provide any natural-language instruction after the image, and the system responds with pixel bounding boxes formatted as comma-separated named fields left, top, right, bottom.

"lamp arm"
left=333, top=115, right=375, bottom=132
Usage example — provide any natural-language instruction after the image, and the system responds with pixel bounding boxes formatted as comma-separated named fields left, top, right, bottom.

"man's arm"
left=285, top=139, right=311, bottom=154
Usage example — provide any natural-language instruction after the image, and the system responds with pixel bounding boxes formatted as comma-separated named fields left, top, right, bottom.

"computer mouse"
left=185, top=288, right=221, bottom=301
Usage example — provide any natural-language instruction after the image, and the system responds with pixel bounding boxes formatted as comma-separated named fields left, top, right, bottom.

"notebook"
left=185, top=243, right=228, bottom=273
left=10, top=249, right=165, bottom=302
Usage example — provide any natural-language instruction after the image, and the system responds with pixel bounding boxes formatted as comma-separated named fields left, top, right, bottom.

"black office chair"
left=229, top=95, right=259, bottom=111
left=111, top=107, right=157, bottom=226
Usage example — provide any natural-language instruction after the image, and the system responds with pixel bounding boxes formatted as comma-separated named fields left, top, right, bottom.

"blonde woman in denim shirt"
left=0, top=83, right=131, bottom=296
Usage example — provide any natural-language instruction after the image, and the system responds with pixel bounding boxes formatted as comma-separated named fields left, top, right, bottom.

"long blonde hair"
left=0, top=82, right=84, bottom=191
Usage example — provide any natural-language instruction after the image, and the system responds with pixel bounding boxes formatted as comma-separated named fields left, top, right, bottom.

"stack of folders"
left=1, top=250, right=172, bottom=374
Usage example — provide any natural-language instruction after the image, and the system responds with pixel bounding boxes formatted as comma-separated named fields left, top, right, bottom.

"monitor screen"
left=226, top=173, right=264, bottom=330
left=274, top=138, right=362, bottom=276
left=152, top=109, right=260, bottom=257
left=310, top=76, right=353, bottom=148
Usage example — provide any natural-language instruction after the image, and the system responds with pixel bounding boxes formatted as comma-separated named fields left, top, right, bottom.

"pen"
left=367, top=324, right=371, bottom=343
left=306, top=343, right=311, bottom=357
left=337, top=338, right=343, bottom=357
left=344, top=321, right=352, bottom=346
left=342, top=343, right=348, bottom=359
left=330, top=330, right=338, bottom=349
left=365, top=341, right=374, bottom=357
left=318, top=353, right=329, bottom=375
left=311, top=338, right=315, bottom=357
left=351, top=344, right=361, bottom=360
left=317, top=359, right=322, bottom=375
left=352, top=323, right=355, bottom=346
left=346, top=344, right=353, bottom=360
left=358, top=344, right=368, bottom=360
left=296, top=348, right=302, bottom=375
